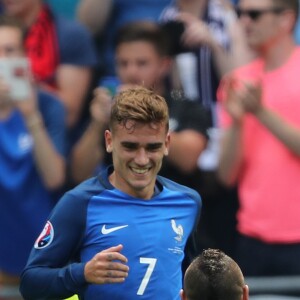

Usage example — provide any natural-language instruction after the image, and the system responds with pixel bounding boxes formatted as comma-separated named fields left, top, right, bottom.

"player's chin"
left=132, top=182, right=149, bottom=191
left=129, top=173, right=154, bottom=188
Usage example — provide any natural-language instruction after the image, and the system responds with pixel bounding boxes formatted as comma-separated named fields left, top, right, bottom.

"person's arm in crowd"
left=167, top=99, right=210, bottom=174
left=56, top=64, right=92, bottom=128
left=177, top=5, right=256, bottom=77
left=240, top=81, right=300, bottom=156
left=217, top=77, right=245, bottom=186
left=218, top=123, right=243, bottom=186
left=218, top=77, right=300, bottom=186
left=16, top=86, right=65, bottom=190
left=226, top=20, right=256, bottom=70
left=53, top=18, right=98, bottom=129
left=168, top=130, right=207, bottom=173
left=77, top=0, right=113, bottom=35
left=219, top=0, right=257, bottom=69
left=177, top=12, right=230, bottom=77
left=71, top=87, right=111, bottom=183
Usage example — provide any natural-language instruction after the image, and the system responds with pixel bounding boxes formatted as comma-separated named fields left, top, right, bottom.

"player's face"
left=105, top=120, right=170, bottom=199
left=115, top=41, right=169, bottom=89
left=238, top=0, right=287, bottom=51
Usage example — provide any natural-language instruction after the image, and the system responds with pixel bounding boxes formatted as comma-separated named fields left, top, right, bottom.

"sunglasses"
left=236, top=7, right=285, bottom=21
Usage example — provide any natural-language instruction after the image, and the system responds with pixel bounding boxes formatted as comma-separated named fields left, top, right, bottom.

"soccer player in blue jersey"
left=20, top=87, right=202, bottom=300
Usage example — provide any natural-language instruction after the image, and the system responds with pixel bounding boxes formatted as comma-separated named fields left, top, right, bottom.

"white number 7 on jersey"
left=137, top=257, right=157, bottom=295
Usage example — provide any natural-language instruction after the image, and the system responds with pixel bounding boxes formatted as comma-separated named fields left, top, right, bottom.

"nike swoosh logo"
left=101, top=225, right=128, bottom=235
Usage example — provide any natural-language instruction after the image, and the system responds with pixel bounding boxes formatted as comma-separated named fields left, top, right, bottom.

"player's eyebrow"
left=146, top=143, right=163, bottom=150
left=121, top=141, right=163, bottom=149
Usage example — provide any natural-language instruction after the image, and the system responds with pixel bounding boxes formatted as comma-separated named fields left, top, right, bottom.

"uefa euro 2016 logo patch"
left=34, top=221, right=54, bottom=249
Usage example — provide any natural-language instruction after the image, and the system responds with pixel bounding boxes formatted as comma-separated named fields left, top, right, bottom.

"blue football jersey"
left=20, top=167, right=201, bottom=300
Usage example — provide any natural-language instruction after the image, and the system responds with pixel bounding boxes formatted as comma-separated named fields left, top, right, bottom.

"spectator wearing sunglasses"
left=236, top=5, right=287, bottom=21
left=218, top=0, right=300, bottom=276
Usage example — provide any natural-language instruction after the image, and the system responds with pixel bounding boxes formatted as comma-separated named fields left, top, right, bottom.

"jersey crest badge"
left=171, top=219, right=183, bottom=242
left=34, top=221, right=54, bottom=249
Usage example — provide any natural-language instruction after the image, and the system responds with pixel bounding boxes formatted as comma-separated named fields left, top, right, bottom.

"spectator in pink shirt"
left=218, top=0, right=300, bottom=276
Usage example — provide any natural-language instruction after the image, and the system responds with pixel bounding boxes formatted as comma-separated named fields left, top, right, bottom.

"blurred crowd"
left=1, top=0, right=300, bottom=298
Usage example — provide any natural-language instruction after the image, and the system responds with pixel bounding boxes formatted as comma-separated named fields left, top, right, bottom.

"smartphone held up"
left=0, top=57, right=31, bottom=101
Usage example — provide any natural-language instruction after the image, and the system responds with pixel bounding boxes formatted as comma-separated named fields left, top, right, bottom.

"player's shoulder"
left=56, top=175, right=107, bottom=209
left=69, top=175, right=107, bottom=198
left=157, top=175, right=201, bottom=202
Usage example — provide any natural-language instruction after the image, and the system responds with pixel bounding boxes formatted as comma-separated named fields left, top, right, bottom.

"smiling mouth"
left=130, top=167, right=151, bottom=174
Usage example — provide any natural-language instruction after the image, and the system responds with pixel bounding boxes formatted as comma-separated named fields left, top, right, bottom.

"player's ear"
left=242, top=285, right=249, bottom=300
left=179, top=289, right=186, bottom=300
left=164, top=132, right=170, bottom=156
left=105, top=130, right=113, bottom=153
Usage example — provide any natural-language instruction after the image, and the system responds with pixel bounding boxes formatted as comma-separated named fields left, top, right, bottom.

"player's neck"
left=108, top=171, right=157, bottom=200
